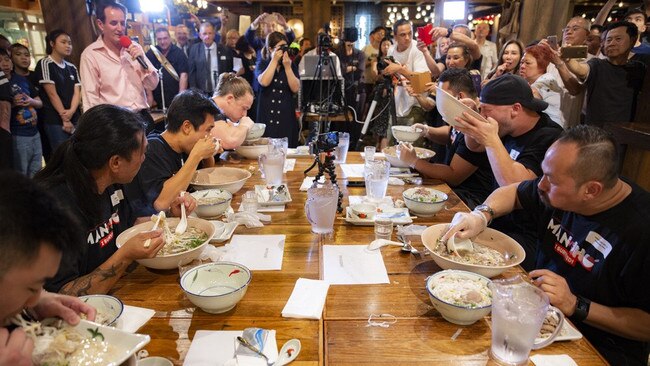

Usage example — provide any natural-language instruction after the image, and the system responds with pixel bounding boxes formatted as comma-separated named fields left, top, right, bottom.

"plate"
left=535, top=319, right=583, bottom=344
left=255, top=184, right=292, bottom=206
left=345, top=207, right=413, bottom=226
left=210, top=221, right=238, bottom=243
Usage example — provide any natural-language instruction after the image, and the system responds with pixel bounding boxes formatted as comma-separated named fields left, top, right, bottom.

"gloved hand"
left=397, top=142, right=418, bottom=169
left=441, top=211, right=487, bottom=242
left=412, top=123, right=429, bottom=137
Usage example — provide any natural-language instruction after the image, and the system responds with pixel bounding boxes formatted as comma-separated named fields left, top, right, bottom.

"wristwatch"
left=570, top=296, right=591, bottom=323
left=474, top=204, right=494, bottom=225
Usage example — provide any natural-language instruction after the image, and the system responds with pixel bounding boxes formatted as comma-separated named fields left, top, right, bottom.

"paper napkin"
left=222, top=235, right=285, bottom=270
left=530, top=354, right=578, bottom=366
left=283, top=159, right=296, bottom=172
left=340, top=164, right=365, bottom=178
left=117, top=305, right=155, bottom=333
left=323, top=245, right=389, bottom=285
left=184, top=330, right=278, bottom=366
left=281, top=278, right=330, bottom=319
left=299, top=176, right=325, bottom=191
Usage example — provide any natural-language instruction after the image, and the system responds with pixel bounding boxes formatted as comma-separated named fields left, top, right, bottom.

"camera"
left=315, top=132, right=339, bottom=152
left=377, top=56, right=396, bottom=74
left=317, top=32, right=332, bottom=50
left=279, top=44, right=299, bottom=58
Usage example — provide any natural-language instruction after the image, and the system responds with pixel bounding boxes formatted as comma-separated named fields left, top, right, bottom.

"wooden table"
left=112, top=153, right=608, bottom=365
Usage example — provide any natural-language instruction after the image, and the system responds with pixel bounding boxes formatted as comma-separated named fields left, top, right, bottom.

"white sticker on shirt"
left=509, top=149, right=520, bottom=160
left=585, top=231, right=613, bottom=259
left=111, top=190, right=124, bottom=206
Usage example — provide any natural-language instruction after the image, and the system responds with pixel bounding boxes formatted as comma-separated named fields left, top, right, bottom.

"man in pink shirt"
left=80, top=1, right=159, bottom=131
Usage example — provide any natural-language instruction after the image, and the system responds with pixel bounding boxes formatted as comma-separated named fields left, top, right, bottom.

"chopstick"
left=144, top=212, right=163, bottom=248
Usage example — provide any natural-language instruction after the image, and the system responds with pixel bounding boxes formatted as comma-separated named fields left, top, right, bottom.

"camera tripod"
left=303, top=48, right=346, bottom=144
left=304, top=149, right=344, bottom=213
left=355, top=76, right=398, bottom=150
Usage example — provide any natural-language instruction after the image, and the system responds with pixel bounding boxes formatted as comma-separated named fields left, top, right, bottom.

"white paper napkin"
left=396, top=224, right=428, bottom=236
left=300, top=176, right=325, bottom=191
left=348, top=195, right=394, bottom=207
left=281, top=278, right=330, bottom=319
left=222, top=235, right=285, bottom=270
left=184, top=330, right=278, bottom=366
left=237, top=202, right=285, bottom=213
left=116, top=305, right=155, bottom=333
left=283, top=159, right=296, bottom=172
left=360, top=152, right=385, bottom=159
left=530, top=354, right=578, bottom=366
left=323, top=245, right=390, bottom=285
left=340, top=164, right=365, bottom=178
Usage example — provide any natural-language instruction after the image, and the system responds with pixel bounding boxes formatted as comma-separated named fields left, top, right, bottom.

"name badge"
left=220, top=56, right=226, bottom=60
left=509, top=149, right=520, bottom=160
left=110, top=189, right=124, bottom=206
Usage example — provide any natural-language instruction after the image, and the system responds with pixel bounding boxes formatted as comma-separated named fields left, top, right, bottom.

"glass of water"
left=241, top=191, right=258, bottom=213
left=364, top=146, right=376, bottom=163
left=333, top=132, right=350, bottom=164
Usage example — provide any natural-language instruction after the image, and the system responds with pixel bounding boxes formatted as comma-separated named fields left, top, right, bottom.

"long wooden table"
left=112, top=153, right=608, bottom=365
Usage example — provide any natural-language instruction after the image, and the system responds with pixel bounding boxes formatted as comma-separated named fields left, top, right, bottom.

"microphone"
left=119, top=36, right=149, bottom=70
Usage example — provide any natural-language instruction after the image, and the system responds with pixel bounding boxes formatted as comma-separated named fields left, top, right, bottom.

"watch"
left=474, top=204, right=494, bottom=225
left=570, top=296, right=591, bottom=323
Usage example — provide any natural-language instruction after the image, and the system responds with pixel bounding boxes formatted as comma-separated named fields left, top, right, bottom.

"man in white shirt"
left=475, top=23, right=498, bottom=80
left=381, top=20, right=428, bottom=139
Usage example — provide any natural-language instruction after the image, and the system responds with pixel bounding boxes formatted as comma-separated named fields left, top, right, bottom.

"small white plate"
left=535, top=319, right=583, bottom=346
left=255, top=185, right=292, bottom=206
left=345, top=207, right=413, bottom=226
left=210, top=221, right=238, bottom=243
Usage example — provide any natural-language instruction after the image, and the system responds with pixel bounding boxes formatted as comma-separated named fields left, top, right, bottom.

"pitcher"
left=305, top=182, right=338, bottom=234
left=489, top=275, right=564, bottom=365
left=258, top=150, right=285, bottom=186
left=268, top=137, right=289, bottom=155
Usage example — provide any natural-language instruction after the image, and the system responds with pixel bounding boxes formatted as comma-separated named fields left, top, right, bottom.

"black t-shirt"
left=145, top=45, right=189, bottom=108
left=0, top=71, right=12, bottom=102
left=517, top=178, right=650, bottom=366
left=34, top=56, right=81, bottom=125
left=45, top=183, right=136, bottom=293
left=446, top=130, right=494, bottom=208
left=585, top=57, right=647, bottom=126
left=125, top=133, right=187, bottom=217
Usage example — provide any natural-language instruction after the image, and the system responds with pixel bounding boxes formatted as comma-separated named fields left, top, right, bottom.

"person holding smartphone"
left=256, top=32, right=300, bottom=147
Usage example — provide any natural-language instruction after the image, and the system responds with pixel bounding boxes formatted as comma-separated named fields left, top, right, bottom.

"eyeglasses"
left=563, top=26, right=588, bottom=33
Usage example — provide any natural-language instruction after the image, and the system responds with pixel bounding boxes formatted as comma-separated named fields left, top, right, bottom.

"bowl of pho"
left=116, top=217, right=215, bottom=270
left=426, top=269, right=492, bottom=325
left=421, top=224, right=525, bottom=278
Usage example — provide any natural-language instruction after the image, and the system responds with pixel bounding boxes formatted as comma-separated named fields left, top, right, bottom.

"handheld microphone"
left=119, top=36, right=149, bottom=70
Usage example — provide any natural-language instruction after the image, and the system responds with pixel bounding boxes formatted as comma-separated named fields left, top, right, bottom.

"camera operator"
left=255, top=32, right=301, bottom=147
left=382, top=20, right=429, bottom=143
left=298, top=30, right=343, bottom=79
left=337, top=29, right=366, bottom=116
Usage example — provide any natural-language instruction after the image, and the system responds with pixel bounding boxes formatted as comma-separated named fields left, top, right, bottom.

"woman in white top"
left=519, top=44, right=565, bottom=128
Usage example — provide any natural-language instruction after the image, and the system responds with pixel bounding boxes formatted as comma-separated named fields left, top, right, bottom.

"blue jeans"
left=12, top=133, right=42, bottom=177
left=44, top=123, right=72, bottom=151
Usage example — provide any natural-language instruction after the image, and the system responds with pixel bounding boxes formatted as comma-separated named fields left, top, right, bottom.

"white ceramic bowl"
left=67, top=319, right=149, bottom=365
left=246, top=123, right=266, bottom=140
left=79, top=294, right=124, bottom=326
left=180, top=261, right=252, bottom=314
left=116, top=217, right=215, bottom=270
left=402, top=187, right=448, bottom=217
left=382, top=145, right=435, bottom=168
left=421, top=224, right=526, bottom=278
left=436, top=86, right=488, bottom=127
left=236, top=144, right=269, bottom=159
left=191, top=167, right=252, bottom=194
left=191, top=189, right=232, bottom=218
left=426, top=269, right=492, bottom=325
left=350, top=203, right=376, bottom=220
left=137, top=357, right=173, bottom=366
left=391, top=125, right=423, bottom=143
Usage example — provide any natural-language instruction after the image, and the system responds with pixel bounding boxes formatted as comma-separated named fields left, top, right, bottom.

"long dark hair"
left=261, top=31, right=288, bottom=60
left=377, top=37, right=393, bottom=59
left=45, top=29, right=70, bottom=55
left=34, top=105, right=145, bottom=222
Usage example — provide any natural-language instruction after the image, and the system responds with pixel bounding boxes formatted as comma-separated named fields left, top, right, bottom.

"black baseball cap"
left=480, top=74, right=548, bottom=112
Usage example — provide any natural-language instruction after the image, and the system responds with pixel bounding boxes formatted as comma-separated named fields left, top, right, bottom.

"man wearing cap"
left=455, top=74, right=563, bottom=269
left=361, top=26, right=386, bottom=113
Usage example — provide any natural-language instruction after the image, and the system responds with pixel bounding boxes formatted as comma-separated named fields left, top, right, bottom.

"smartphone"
left=561, top=45, right=588, bottom=59
left=417, top=24, right=434, bottom=46
left=346, top=180, right=366, bottom=187
left=547, top=35, right=558, bottom=50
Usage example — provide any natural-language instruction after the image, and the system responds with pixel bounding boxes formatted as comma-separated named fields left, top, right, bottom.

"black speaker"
left=343, top=27, right=359, bottom=43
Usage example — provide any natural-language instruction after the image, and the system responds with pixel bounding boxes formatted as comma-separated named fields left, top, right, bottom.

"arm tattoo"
left=59, top=263, right=126, bottom=296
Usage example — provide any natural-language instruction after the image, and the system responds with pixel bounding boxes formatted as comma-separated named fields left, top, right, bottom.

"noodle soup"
left=433, top=237, right=506, bottom=266
left=426, top=270, right=492, bottom=325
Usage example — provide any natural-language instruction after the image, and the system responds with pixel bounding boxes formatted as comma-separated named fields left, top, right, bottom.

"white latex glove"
left=441, top=211, right=487, bottom=242
left=412, top=123, right=429, bottom=137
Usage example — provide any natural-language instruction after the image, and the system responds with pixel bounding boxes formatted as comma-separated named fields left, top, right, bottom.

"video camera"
left=314, top=131, right=339, bottom=152
left=317, top=32, right=332, bottom=52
